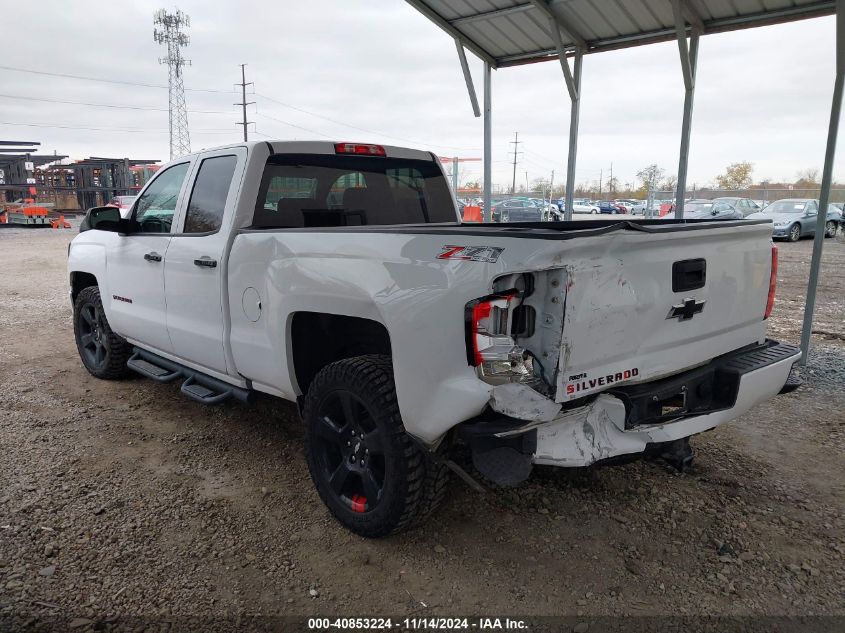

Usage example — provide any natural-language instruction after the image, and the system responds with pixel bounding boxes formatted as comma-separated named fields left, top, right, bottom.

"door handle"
left=194, top=256, right=218, bottom=268
left=144, top=252, right=162, bottom=262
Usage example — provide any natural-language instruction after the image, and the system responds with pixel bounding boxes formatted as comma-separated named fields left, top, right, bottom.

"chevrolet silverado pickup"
left=68, top=140, right=800, bottom=537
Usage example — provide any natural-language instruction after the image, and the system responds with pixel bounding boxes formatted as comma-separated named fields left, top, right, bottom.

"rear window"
left=252, top=154, right=456, bottom=228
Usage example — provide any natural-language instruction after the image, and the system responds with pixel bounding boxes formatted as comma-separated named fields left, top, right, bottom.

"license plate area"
left=612, top=366, right=738, bottom=429
left=610, top=340, right=799, bottom=429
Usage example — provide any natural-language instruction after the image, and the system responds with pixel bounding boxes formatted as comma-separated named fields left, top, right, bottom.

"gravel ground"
left=1, top=223, right=843, bottom=632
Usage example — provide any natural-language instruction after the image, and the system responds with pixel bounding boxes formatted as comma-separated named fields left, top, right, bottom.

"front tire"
left=73, top=286, right=131, bottom=379
left=303, top=355, right=448, bottom=538
left=788, top=224, right=801, bottom=242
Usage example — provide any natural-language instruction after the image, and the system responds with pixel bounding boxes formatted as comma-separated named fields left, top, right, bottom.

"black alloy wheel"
left=311, top=389, right=386, bottom=513
left=73, top=286, right=131, bottom=379
left=303, top=355, right=450, bottom=537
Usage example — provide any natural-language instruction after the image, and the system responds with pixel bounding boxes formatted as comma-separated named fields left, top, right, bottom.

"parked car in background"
left=491, top=198, right=543, bottom=222
left=107, top=195, right=137, bottom=218
left=747, top=199, right=839, bottom=241
left=597, top=201, right=622, bottom=214
left=826, top=204, right=842, bottom=234
left=572, top=199, right=600, bottom=214
left=527, top=198, right=560, bottom=219
left=616, top=199, right=645, bottom=214
left=661, top=199, right=743, bottom=221
left=713, top=197, right=762, bottom=217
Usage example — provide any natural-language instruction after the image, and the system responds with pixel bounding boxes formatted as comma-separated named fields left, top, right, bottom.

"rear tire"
left=303, top=355, right=448, bottom=537
left=825, top=220, right=837, bottom=238
left=73, top=286, right=132, bottom=379
left=788, top=224, right=801, bottom=242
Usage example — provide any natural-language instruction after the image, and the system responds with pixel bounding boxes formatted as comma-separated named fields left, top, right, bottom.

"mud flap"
left=647, top=437, right=694, bottom=472
left=472, top=447, right=533, bottom=487
left=460, top=424, right=537, bottom=487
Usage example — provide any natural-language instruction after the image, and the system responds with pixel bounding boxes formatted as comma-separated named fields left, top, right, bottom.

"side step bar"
left=127, top=348, right=251, bottom=405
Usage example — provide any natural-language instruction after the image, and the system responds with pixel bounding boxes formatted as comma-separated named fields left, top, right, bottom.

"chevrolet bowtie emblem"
left=667, top=298, right=706, bottom=321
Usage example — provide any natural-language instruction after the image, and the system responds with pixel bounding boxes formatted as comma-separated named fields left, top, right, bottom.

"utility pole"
left=235, top=63, right=255, bottom=142
left=609, top=162, right=614, bottom=197
left=599, top=168, right=603, bottom=198
left=154, top=9, right=191, bottom=159
left=548, top=169, right=555, bottom=220
left=509, top=132, right=522, bottom=194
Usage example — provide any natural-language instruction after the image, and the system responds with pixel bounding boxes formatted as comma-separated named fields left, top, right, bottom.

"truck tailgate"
left=557, top=223, right=774, bottom=402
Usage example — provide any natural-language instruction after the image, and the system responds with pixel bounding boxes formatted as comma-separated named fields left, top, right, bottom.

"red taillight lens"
left=466, top=292, right=516, bottom=367
left=470, top=301, right=493, bottom=365
left=764, top=244, right=778, bottom=319
left=334, top=142, right=386, bottom=156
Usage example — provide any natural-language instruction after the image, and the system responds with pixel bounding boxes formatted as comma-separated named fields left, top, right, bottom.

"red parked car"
left=107, top=195, right=137, bottom=218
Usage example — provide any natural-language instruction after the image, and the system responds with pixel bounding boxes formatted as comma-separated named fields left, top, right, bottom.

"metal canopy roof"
left=408, top=0, right=835, bottom=67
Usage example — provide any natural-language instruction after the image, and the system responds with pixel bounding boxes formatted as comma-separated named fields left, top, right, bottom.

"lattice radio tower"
left=154, top=9, right=191, bottom=159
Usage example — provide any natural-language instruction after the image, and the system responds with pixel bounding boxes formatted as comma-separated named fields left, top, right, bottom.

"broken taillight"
left=466, top=291, right=534, bottom=384
left=764, top=244, right=778, bottom=320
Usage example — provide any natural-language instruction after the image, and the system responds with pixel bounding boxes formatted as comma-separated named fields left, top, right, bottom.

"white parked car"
left=68, top=140, right=799, bottom=537
left=572, top=199, right=600, bottom=214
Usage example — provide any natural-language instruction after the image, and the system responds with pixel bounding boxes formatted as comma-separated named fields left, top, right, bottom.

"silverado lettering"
left=566, top=368, right=640, bottom=395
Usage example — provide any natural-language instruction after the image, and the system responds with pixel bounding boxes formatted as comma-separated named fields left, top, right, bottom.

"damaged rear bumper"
left=474, top=340, right=800, bottom=471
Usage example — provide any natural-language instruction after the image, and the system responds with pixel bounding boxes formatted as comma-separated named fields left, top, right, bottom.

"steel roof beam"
left=455, top=39, right=481, bottom=117
left=530, top=0, right=587, bottom=50
left=404, top=0, right=497, bottom=67
left=434, top=1, right=836, bottom=67
left=451, top=4, right=533, bottom=26
left=679, top=0, right=704, bottom=33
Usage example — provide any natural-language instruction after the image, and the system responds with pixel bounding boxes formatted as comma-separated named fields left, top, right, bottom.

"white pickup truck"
left=68, top=140, right=800, bottom=537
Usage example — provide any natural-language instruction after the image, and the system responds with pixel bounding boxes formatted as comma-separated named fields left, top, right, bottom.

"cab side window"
left=806, top=201, right=818, bottom=214
left=134, top=162, right=190, bottom=233
left=183, top=155, right=238, bottom=234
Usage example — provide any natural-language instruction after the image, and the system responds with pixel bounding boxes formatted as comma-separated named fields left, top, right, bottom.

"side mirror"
left=80, top=206, right=122, bottom=233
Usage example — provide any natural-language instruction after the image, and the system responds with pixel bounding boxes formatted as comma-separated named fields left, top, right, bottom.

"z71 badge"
left=437, top=245, right=504, bottom=263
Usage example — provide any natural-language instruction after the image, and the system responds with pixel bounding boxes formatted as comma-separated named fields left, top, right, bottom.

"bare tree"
left=795, top=168, right=820, bottom=188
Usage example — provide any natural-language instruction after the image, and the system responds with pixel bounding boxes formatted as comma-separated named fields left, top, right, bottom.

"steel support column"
left=563, top=50, right=582, bottom=222
left=673, top=0, right=699, bottom=219
left=483, top=62, right=493, bottom=222
left=800, top=0, right=845, bottom=365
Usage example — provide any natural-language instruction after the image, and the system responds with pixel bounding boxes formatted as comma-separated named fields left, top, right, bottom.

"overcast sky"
left=1, top=1, right=841, bottom=190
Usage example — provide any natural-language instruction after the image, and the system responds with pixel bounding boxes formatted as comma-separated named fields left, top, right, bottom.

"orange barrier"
left=51, top=215, right=71, bottom=229
left=462, top=205, right=483, bottom=222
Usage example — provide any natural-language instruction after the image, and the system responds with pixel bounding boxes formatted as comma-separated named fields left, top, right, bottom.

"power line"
left=255, top=112, right=335, bottom=139
left=0, top=63, right=481, bottom=153
left=255, top=92, right=480, bottom=151
left=0, top=93, right=231, bottom=114
left=0, top=120, right=235, bottom=134
left=0, top=63, right=484, bottom=153
left=0, top=63, right=230, bottom=93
